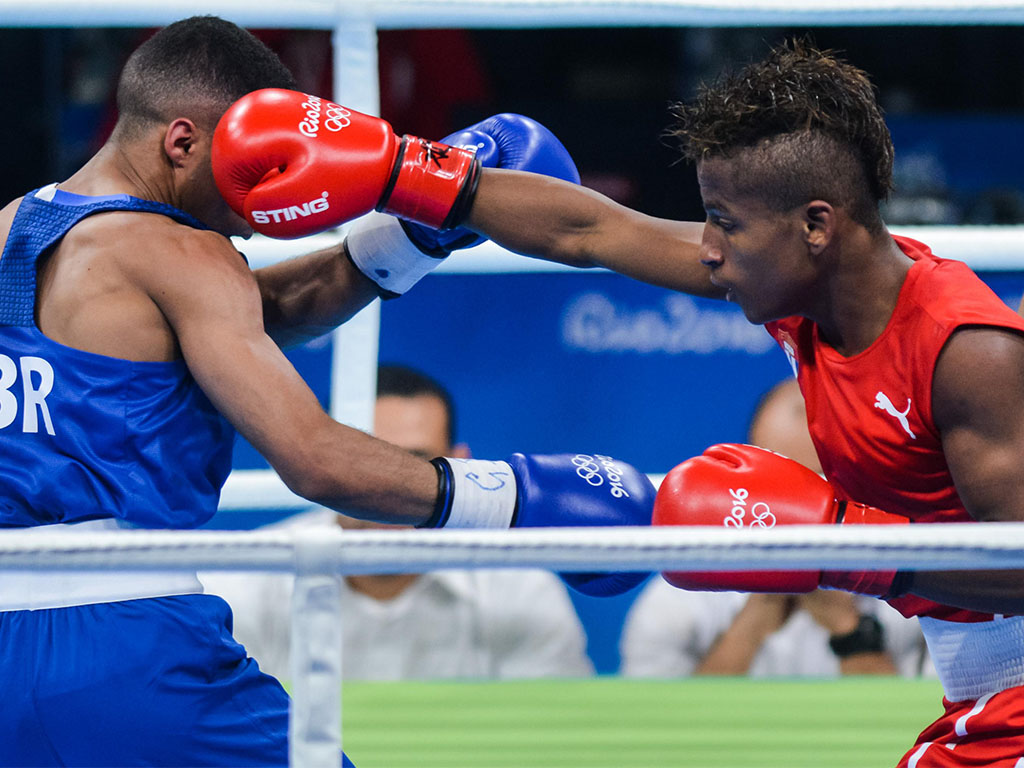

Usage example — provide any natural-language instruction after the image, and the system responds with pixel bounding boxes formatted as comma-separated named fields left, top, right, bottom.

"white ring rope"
left=3, top=523, right=1024, bottom=573
left=3, top=520, right=1018, bottom=767
left=6, top=0, right=1024, bottom=28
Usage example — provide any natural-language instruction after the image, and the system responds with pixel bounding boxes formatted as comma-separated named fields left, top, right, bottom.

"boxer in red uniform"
left=219, top=38, right=1024, bottom=767
left=481, top=42, right=1024, bottom=767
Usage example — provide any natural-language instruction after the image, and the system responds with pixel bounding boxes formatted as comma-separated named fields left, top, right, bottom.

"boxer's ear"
left=164, top=118, right=199, bottom=168
left=803, top=200, right=835, bottom=255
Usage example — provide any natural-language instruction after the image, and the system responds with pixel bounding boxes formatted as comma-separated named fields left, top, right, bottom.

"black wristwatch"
left=828, top=614, right=885, bottom=658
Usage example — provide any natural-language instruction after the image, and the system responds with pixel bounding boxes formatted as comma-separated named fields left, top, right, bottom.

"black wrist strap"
left=418, top=458, right=453, bottom=529
left=829, top=614, right=885, bottom=658
left=441, top=155, right=482, bottom=231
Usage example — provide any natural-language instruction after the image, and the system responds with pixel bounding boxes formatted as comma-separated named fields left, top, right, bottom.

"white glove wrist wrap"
left=345, top=212, right=444, bottom=296
left=443, top=459, right=517, bottom=529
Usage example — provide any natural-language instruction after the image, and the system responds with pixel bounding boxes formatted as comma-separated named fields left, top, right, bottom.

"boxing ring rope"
left=7, top=0, right=1024, bottom=28
left=5, top=521, right=1024, bottom=766
left=7, top=523, right=1024, bottom=573
left=6, top=1, right=1024, bottom=765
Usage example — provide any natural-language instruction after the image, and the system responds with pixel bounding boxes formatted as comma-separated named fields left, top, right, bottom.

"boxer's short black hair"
left=666, top=38, right=893, bottom=232
left=115, top=15, right=297, bottom=138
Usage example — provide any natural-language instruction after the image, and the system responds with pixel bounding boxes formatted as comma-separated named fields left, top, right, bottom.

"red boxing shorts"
left=898, top=685, right=1024, bottom=767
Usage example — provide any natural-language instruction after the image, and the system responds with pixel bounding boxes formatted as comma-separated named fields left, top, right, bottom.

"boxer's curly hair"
left=114, top=16, right=296, bottom=140
left=666, top=38, right=894, bottom=232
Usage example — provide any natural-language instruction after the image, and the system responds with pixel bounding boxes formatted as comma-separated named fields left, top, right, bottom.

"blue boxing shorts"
left=0, top=593, right=355, bottom=767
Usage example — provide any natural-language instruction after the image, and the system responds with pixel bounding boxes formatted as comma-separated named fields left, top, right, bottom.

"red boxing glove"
left=652, top=443, right=908, bottom=596
left=211, top=89, right=480, bottom=239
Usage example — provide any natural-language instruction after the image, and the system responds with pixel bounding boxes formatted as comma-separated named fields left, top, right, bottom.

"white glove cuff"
left=444, top=459, right=518, bottom=529
left=345, top=212, right=444, bottom=296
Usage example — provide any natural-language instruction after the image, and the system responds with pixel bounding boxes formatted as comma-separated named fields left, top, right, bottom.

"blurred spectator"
left=202, top=365, right=592, bottom=681
left=881, top=149, right=959, bottom=225
left=378, top=30, right=494, bottom=138
left=963, top=186, right=1024, bottom=225
left=620, top=378, right=934, bottom=678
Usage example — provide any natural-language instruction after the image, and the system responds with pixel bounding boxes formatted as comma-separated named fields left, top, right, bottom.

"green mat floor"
left=338, top=677, right=944, bottom=768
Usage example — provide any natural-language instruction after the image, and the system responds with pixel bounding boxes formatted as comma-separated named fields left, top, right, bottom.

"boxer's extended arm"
left=140, top=228, right=655, bottom=578
left=467, top=168, right=722, bottom=298
left=901, top=327, right=1024, bottom=614
left=146, top=227, right=438, bottom=523
left=212, top=91, right=720, bottom=300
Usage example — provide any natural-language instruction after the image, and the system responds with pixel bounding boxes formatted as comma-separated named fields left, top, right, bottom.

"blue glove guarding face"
left=402, top=113, right=580, bottom=254
left=344, top=113, right=578, bottom=297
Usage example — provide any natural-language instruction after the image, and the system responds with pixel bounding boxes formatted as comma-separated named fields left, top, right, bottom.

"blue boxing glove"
left=424, top=453, right=654, bottom=597
left=402, top=114, right=581, bottom=254
left=345, top=113, right=578, bottom=297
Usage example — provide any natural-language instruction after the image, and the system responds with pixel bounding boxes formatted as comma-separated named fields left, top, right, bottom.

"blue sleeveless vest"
left=0, top=185, right=235, bottom=528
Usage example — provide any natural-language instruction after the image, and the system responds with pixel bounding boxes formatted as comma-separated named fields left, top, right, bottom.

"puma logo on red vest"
left=874, top=391, right=916, bottom=439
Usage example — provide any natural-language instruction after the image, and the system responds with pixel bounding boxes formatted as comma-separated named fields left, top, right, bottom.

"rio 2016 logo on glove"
left=298, top=94, right=352, bottom=138
left=571, top=454, right=632, bottom=498
left=724, top=487, right=776, bottom=528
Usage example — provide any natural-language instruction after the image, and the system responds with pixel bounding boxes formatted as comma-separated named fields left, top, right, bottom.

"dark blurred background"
left=3, top=25, right=1024, bottom=224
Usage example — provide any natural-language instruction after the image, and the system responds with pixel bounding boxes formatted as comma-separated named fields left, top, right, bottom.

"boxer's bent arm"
left=468, top=169, right=723, bottom=299
left=146, top=229, right=437, bottom=524
left=908, top=327, right=1024, bottom=613
left=252, top=241, right=379, bottom=348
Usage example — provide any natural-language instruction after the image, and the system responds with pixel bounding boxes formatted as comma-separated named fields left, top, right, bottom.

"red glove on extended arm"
left=652, top=443, right=908, bottom=596
left=211, top=89, right=480, bottom=239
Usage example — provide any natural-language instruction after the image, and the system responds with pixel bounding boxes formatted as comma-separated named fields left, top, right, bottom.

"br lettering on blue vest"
left=0, top=354, right=56, bottom=435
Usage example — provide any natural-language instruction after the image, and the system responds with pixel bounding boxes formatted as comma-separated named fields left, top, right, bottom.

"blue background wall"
left=378, top=271, right=792, bottom=472
left=216, top=266, right=1024, bottom=673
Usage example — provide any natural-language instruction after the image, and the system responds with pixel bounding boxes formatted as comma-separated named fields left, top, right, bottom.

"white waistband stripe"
left=907, top=742, right=932, bottom=768
left=955, top=692, right=995, bottom=737
left=0, top=520, right=202, bottom=611
left=920, top=615, right=1024, bottom=702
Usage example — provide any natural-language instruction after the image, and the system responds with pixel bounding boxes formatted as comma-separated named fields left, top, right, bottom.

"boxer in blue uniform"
left=0, top=186, right=327, bottom=767
left=0, top=16, right=653, bottom=766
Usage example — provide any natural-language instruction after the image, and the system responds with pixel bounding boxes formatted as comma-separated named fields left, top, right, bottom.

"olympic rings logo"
left=572, top=454, right=604, bottom=486
left=298, top=95, right=352, bottom=138
left=323, top=105, right=351, bottom=132
left=723, top=487, right=776, bottom=528
left=571, top=454, right=632, bottom=499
